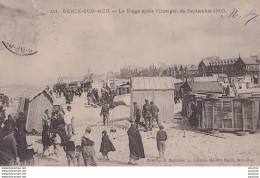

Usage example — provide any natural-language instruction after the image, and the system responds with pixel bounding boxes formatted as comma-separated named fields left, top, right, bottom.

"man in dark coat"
left=142, top=99, right=153, bottom=131
left=188, top=98, right=198, bottom=127
left=133, top=102, right=145, bottom=129
left=151, top=101, right=160, bottom=128
left=16, top=112, right=26, bottom=132
left=127, top=123, right=145, bottom=165
left=0, top=129, right=18, bottom=166
left=3, top=115, right=16, bottom=133
left=100, top=103, right=110, bottom=126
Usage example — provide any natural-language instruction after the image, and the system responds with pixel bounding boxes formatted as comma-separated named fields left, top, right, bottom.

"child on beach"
left=156, top=125, right=167, bottom=160
left=51, top=133, right=61, bottom=162
left=75, top=145, right=84, bottom=166
left=63, top=135, right=76, bottom=166
left=100, top=130, right=115, bottom=160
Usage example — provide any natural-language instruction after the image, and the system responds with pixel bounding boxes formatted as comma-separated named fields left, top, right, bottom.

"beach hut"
left=196, top=96, right=260, bottom=132
left=16, top=88, right=54, bottom=132
left=130, top=77, right=175, bottom=121
left=180, top=81, right=223, bottom=117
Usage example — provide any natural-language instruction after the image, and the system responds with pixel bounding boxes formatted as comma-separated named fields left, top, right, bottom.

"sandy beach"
left=2, top=86, right=260, bottom=167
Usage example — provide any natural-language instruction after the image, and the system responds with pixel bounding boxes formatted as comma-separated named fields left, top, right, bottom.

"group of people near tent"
left=0, top=112, right=36, bottom=166
left=133, top=99, right=161, bottom=131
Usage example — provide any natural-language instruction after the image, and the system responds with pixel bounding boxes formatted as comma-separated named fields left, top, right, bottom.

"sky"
left=0, top=0, right=259, bottom=85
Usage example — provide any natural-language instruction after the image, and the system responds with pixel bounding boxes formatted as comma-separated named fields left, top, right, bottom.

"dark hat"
left=67, top=105, right=71, bottom=109
left=102, top=130, right=107, bottom=135
left=66, top=134, right=72, bottom=140
left=159, top=125, right=164, bottom=129
left=145, top=99, right=149, bottom=102
left=150, top=101, right=154, bottom=104
left=85, top=127, right=91, bottom=133
left=133, top=102, right=137, bottom=104
left=19, top=112, right=24, bottom=117
left=131, top=122, right=136, bottom=127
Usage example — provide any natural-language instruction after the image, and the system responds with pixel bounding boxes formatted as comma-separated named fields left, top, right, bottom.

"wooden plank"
left=212, top=101, right=215, bottom=129
left=221, top=101, right=224, bottom=128
left=252, top=101, right=255, bottom=130
left=242, top=101, right=245, bottom=131
left=202, top=101, right=205, bottom=128
left=231, top=100, right=234, bottom=129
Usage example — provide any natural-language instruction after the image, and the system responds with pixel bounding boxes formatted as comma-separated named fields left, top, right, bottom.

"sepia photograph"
left=0, top=0, right=260, bottom=169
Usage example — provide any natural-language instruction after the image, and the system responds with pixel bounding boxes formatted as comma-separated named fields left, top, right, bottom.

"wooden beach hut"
left=16, top=88, right=54, bottom=132
left=180, top=81, right=223, bottom=117
left=196, top=95, right=260, bottom=132
left=130, top=77, right=176, bottom=122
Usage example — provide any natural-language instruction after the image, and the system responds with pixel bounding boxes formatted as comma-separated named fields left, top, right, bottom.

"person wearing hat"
left=127, top=123, right=145, bottom=165
left=100, top=103, right=110, bottom=126
left=150, top=101, right=160, bottom=128
left=142, top=99, right=153, bottom=131
left=42, top=109, right=50, bottom=127
left=3, top=115, right=16, bottom=133
left=15, top=112, right=26, bottom=132
left=81, top=127, right=97, bottom=166
left=0, top=106, right=6, bottom=124
left=188, top=97, right=198, bottom=127
left=156, top=125, right=167, bottom=160
left=133, top=102, right=144, bottom=129
left=0, top=127, right=18, bottom=166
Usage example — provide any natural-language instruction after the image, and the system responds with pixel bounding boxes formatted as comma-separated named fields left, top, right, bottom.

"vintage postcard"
left=0, top=0, right=260, bottom=167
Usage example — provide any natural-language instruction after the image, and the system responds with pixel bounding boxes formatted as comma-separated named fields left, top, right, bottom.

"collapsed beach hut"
left=196, top=94, right=260, bottom=132
left=16, top=88, right=54, bottom=132
left=130, top=77, right=175, bottom=121
left=180, top=81, right=223, bottom=117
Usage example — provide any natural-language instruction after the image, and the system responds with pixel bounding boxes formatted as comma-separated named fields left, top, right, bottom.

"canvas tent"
left=16, top=88, right=54, bottom=132
left=130, top=77, right=176, bottom=122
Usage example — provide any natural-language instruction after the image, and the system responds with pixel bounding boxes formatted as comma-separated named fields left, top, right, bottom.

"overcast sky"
left=0, top=0, right=259, bottom=85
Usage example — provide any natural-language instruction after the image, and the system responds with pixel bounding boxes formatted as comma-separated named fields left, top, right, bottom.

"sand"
left=3, top=91, right=260, bottom=166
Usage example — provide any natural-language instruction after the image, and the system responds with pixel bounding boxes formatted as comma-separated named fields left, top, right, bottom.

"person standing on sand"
left=156, top=125, right=167, bottom=160
left=64, top=106, right=76, bottom=135
left=100, top=130, right=115, bottom=160
left=81, top=127, right=97, bottom=166
left=63, top=135, right=76, bottom=166
left=127, top=123, right=145, bottom=165
left=16, top=112, right=26, bottom=132
left=100, top=103, right=110, bottom=126
left=3, top=115, right=16, bottom=133
left=42, top=109, right=51, bottom=127
left=188, top=98, right=198, bottom=127
left=142, top=99, right=153, bottom=132
left=0, top=128, right=18, bottom=166
left=151, top=101, right=160, bottom=128
left=133, top=102, right=145, bottom=129
left=42, top=124, right=51, bottom=157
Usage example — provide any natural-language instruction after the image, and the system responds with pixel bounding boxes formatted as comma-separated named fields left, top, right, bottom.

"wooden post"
left=252, top=100, right=255, bottom=130
left=212, top=101, right=215, bottom=130
left=242, top=101, right=245, bottom=131
left=221, top=101, right=224, bottom=129
left=202, top=101, right=205, bottom=128
left=231, top=100, right=234, bottom=129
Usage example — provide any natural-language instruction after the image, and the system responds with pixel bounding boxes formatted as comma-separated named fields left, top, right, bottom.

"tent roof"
left=18, top=88, right=54, bottom=102
left=131, top=77, right=176, bottom=90
left=182, top=81, right=223, bottom=93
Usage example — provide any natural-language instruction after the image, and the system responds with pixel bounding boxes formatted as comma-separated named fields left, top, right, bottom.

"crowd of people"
left=0, top=84, right=170, bottom=166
